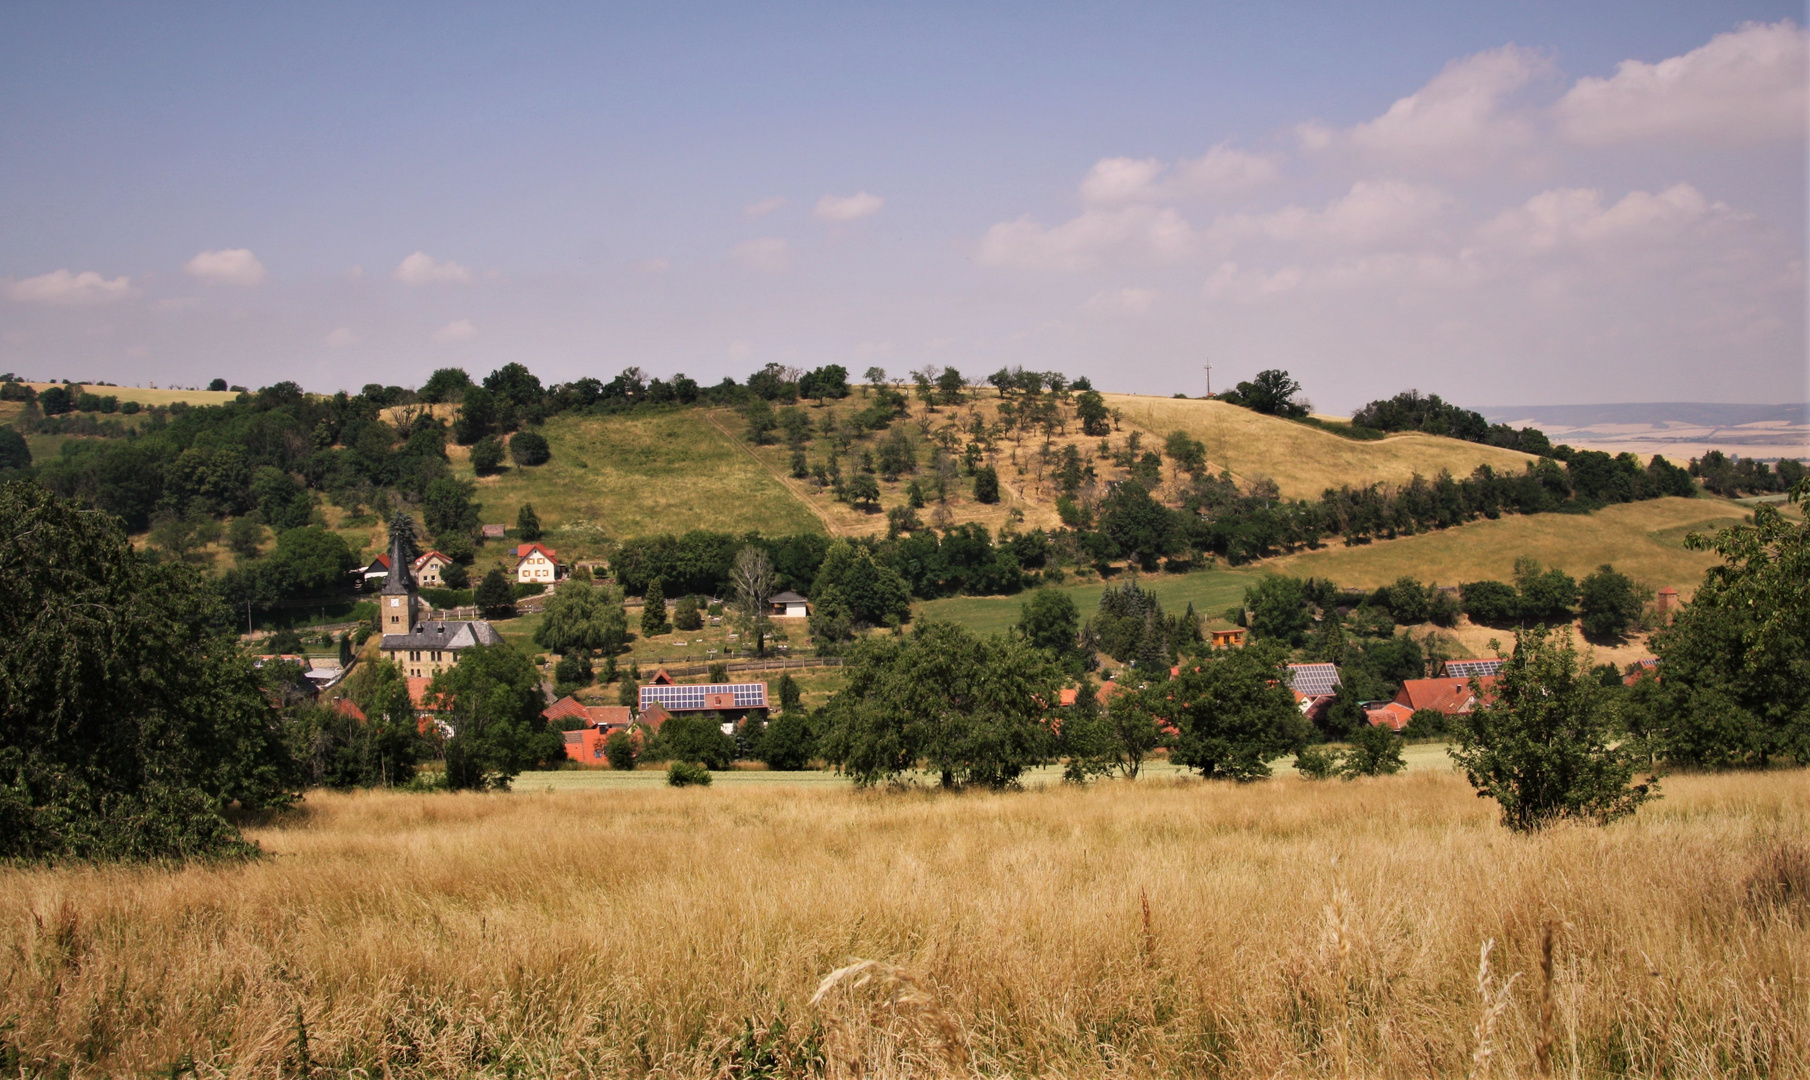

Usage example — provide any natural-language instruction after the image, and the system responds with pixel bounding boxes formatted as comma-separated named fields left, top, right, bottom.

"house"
left=1286, top=663, right=1341, bottom=722
left=514, top=542, right=560, bottom=584
left=411, top=550, right=455, bottom=588
left=638, top=667, right=769, bottom=717
left=481, top=524, right=507, bottom=540
left=770, top=591, right=810, bottom=618
left=542, top=695, right=633, bottom=731
left=562, top=728, right=611, bottom=762
left=1210, top=628, right=1247, bottom=648
left=361, top=553, right=392, bottom=589
left=1393, top=675, right=1500, bottom=717
left=1365, top=701, right=1415, bottom=731
left=331, top=698, right=367, bottom=722
left=377, top=531, right=505, bottom=680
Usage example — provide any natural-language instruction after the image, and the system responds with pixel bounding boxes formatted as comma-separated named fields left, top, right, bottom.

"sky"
left=1, top=2, right=1805, bottom=412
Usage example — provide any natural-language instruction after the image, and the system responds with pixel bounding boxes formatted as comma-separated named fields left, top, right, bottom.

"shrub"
left=510, top=430, right=551, bottom=466
left=1460, top=580, right=1520, bottom=626
left=440, top=561, right=469, bottom=589
left=973, top=465, right=1000, bottom=504
left=1578, top=564, right=1646, bottom=640
left=1402, top=708, right=1449, bottom=739
left=553, top=653, right=593, bottom=688
left=667, top=760, right=712, bottom=786
left=1294, top=745, right=1341, bottom=780
left=758, top=712, right=815, bottom=770
left=605, top=730, right=637, bottom=770
left=673, top=594, right=703, bottom=631
left=1340, top=722, right=1406, bottom=777
left=470, top=436, right=505, bottom=475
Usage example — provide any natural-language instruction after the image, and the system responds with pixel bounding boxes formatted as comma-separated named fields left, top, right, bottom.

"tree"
left=453, top=386, right=502, bottom=445
left=846, top=473, right=881, bottom=511
left=430, top=644, right=560, bottom=789
left=730, top=546, right=778, bottom=654
left=1634, top=479, right=1810, bottom=769
left=1514, top=557, right=1578, bottom=624
left=0, top=481, right=298, bottom=860
left=1340, top=722, right=1405, bottom=778
left=642, top=578, right=672, bottom=637
left=441, top=561, right=469, bottom=588
left=516, top=502, right=543, bottom=541
left=973, top=465, right=1000, bottom=504
left=470, top=436, right=505, bottom=475
left=1461, top=580, right=1521, bottom=627
left=758, top=711, right=815, bottom=770
left=863, top=366, right=887, bottom=392
left=935, top=366, right=965, bottom=406
left=1075, top=390, right=1110, bottom=437
left=0, top=427, right=30, bottom=471
left=510, top=430, right=551, bottom=466
left=1167, top=642, right=1308, bottom=781
left=1449, top=626, right=1658, bottom=831
left=1578, top=564, right=1646, bottom=640
left=672, top=593, right=702, bottom=631
left=1064, top=680, right=1168, bottom=780
left=817, top=621, right=1062, bottom=788
left=341, top=657, right=426, bottom=786
left=618, top=673, right=639, bottom=708
left=422, top=477, right=480, bottom=541
left=228, top=515, right=265, bottom=559
left=1243, top=574, right=1313, bottom=646
left=605, top=730, right=637, bottom=770
left=1097, top=481, right=1175, bottom=570
left=207, top=378, right=228, bottom=392
left=1224, top=369, right=1308, bottom=418
left=658, top=714, right=736, bottom=769
left=534, top=581, right=627, bottom=655
left=1017, top=589, right=1079, bottom=660
left=420, top=367, right=474, bottom=404
left=474, top=568, right=516, bottom=618
left=811, top=539, right=912, bottom=629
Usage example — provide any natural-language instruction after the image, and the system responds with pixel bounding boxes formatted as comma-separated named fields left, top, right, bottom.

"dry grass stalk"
left=809, top=959, right=969, bottom=1077
left=1469, top=939, right=1522, bottom=1080
left=1535, top=920, right=1559, bottom=1079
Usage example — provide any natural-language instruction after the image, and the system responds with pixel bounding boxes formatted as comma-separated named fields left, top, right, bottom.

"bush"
left=1294, top=745, right=1341, bottom=780
left=513, top=582, right=547, bottom=599
left=510, top=430, right=551, bottom=467
left=1579, top=564, right=1646, bottom=640
left=1460, top=580, right=1521, bottom=626
left=605, top=730, right=637, bottom=770
left=440, top=561, right=469, bottom=589
left=758, top=711, right=815, bottom=770
left=1340, top=722, right=1406, bottom=777
left=553, top=653, right=593, bottom=688
left=470, top=436, right=505, bottom=475
left=673, top=594, right=703, bottom=631
left=973, top=465, right=1000, bottom=504
left=667, top=760, right=712, bottom=786
left=1402, top=707, right=1449, bottom=739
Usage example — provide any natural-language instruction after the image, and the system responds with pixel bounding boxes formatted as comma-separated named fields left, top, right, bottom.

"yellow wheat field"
left=1, top=770, right=1805, bottom=1078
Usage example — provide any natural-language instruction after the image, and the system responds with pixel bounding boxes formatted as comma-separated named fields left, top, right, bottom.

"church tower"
left=380, top=526, right=419, bottom=635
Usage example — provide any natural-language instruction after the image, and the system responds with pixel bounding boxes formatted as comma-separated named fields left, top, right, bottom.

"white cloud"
left=814, top=192, right=884, bottom=222
left=6, top=269, right=136, bottom=305
left=1474, top=183, right=1732, bottom=256
left=745, top=196, right=787, bottom=218
left=1083, top=287, right=1157, bottom=316
left=1203, top=262, right=1305, bottom=302
left=1556, top=21, right=1808, bottom=146
left=394, top=252, right=474, bottom=285
left=1080, top=146, right=1279, bottom=205
left=1222, top=180, right=1456, bottom=248
left=977, top=205, right=1194, bottom=271
left=430, top=319, right=477, bottom=344
left=1348, top=45, right=1552, bottom=168
left=184, top=248, right=267, bottom=286
left=733, top=237, right=792, bottom=272
left=325, top=327, right=356, bottom=348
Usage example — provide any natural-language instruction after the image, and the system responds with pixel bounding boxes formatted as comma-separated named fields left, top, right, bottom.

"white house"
left=515, top=542, right=560, bottom=584
left=770, top=590, right=810, bottom=618
left=412, top=549, right=454, bottom=588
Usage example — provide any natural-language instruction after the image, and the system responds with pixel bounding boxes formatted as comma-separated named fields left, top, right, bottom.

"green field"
left=916, top=565, right=1259, bottom=637
left=452, top=411, right=825, bottom=560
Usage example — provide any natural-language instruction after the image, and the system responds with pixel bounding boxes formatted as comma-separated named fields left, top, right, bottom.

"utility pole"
left=1203, top=359, right=1213, bottom=399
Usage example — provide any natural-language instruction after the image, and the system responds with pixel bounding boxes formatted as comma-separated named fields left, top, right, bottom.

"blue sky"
left=2, top=2, right=1804, bottom=410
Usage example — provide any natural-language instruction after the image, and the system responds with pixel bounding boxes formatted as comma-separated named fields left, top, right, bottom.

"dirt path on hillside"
left=701, top=411, right=845, bottom=536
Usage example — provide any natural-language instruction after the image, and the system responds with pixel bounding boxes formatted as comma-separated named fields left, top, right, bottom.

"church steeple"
left=380, top=513, right=419, bottom=635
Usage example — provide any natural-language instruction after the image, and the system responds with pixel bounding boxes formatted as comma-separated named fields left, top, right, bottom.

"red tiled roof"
left=412, top=550, right=452, bottom=570
left=1394, top=675, right=1499, bottom=716
left=407, top=676, right=434, bottom=708
left=514, top=542, right=558, bottom=561
left=586, top=705, right=633, bottom=728
left=332, top=698, right=367, bottom=722
left=636, top=701, right=672, bottom=731
left=563, top=728, right=610, bottom=763
left=1058, top=687, right=1079, bottom=707
left=543, top=695, right=590, bottom=723
left=1366, top=702, right=1414, bottom=731
left=648, top=668, right=676, bottom=685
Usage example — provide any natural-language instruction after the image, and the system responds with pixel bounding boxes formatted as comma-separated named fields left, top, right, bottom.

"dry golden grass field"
left=23, top=382, right=241, bottom=408
left=2, top=770, right=1804, bottom=1078
left=1272, top=496, right=1753, bottom=597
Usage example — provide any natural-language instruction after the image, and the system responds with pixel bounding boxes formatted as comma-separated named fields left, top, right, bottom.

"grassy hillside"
left=1271, top=495, right=1747, bottom=595
left=450, top=410, right=827, bottom=559
left=23, top=382, right=239, bottom=408
left=1103, top=394, right=1538, bottom=500
left=917, top=566, right=1257, bottom=638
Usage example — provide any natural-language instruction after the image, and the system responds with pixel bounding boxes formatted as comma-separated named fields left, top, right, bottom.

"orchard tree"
left=973, top=465, right=1001, bottom=504
left=1167, top=642, right=1308, bottom=780
left=1450, top=626, right=1658, bottom=830
left=730, top=545, right=778, bottom=654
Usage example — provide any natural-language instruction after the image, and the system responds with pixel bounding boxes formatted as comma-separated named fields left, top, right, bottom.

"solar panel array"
left=639, top=682, right=768, bottom=712
left=1286, top=663, right=1342, bottom=697
left=1443, top=659, right=1506, bottom=679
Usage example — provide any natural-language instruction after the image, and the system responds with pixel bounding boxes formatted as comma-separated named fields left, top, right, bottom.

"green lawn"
left=916, top=566, right=1261, bottom=637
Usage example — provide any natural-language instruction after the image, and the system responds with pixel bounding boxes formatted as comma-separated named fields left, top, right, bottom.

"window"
left=432, top=651, right=441, bottom=662
left=410, top=650, right=420, bottom=662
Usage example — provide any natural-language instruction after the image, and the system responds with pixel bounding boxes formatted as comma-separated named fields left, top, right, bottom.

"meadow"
left=2, top=769, right=1803, bottom=1078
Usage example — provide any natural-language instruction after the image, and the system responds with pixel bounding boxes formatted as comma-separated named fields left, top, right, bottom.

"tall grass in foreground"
left=1, top=771, right=1805, bottom=1078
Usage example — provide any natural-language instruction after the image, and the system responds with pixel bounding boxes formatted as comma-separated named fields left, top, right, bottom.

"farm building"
left=637, top=668, right=768, bottom=720
left=770, top=591, right=810, bottom=618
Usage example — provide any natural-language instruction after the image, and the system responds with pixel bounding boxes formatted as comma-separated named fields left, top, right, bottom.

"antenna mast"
left=1203, top=359, right=1213, bottom=399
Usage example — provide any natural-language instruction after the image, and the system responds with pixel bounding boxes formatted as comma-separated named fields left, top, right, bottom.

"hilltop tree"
left=1076, top=390, right=1110, bottom=437
left=420, top=367, right=474, bottom=404
left=1450, top=626, right=1658, bottom=830
left=1222, top=369, right=1308, bottom=418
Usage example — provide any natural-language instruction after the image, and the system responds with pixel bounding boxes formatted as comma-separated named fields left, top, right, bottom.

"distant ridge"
left=1480, top=403, right=1809, bottom=428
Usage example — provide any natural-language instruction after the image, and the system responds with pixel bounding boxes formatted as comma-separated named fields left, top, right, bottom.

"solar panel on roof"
left=639, top=682, right=768, bottom=712
left=1286, top=663, right=1341, bottom=697
left=1444, top=659, right=1505, bottom=678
